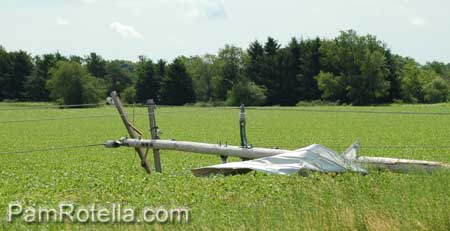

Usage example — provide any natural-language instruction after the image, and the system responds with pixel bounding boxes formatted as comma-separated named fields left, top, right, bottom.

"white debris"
left=192, top=143, right=368, bottom=176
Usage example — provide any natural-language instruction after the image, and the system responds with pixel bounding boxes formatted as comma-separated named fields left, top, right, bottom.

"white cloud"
left=409, top=17, right=426, bottom=27
left=110, top=22, right=143, bottom=39
left=56, top=17, right=70, bottom=26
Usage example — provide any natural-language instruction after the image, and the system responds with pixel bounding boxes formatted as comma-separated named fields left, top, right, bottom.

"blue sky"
left=1, top=0, right=449, bottom=64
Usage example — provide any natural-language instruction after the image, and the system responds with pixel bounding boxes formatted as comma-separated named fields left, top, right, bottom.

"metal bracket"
left=240, top=104, right=250, bottom=149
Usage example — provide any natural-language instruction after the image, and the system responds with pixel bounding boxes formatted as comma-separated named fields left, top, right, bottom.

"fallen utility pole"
left=106, top=138, right=289, bottom=159
left=105, top=138, right=450, bottom=173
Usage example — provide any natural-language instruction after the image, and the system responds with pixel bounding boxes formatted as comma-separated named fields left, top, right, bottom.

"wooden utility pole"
left=147, top=99, right=162, bottom=173
left=106, top=138, right=450, bottom=173
left=110, top=91, right=152, bottom=174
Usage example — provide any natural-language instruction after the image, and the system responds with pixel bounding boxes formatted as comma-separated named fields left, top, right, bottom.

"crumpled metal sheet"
left=192, top=143, right=367, bottom=176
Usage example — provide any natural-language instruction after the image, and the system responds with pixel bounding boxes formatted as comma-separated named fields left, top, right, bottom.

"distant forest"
left=1, top=30, right=450, bottom=106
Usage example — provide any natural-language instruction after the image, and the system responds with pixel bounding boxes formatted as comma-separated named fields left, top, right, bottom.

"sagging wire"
left=0, top=103, right=100, bottom=111
left=0, top=143, right=105, bottom=155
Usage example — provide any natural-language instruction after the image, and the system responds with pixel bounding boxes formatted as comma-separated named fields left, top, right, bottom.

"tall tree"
left=85, top=52, right=106, bottom=78
left=297, top=38, right=321, bottom=100
left=262, top=37, right=282, bottom=105
left=105, top=60, right=132, bottom=95
left=276, top=42, right=300, bottom=105
left=160, top=58, right=195, bottom=105
left=246, top=40, right=265, bottom=86
left=319, top=30, right=390, bottom=105
left=264, top=37, right=281, bottom=56
left=47, top=61, right=102, bottom=104
left=135, top=57, right=161, bottom=103
left=399, top=58, right=422, bottom=103
left=423, top=61, right=450, bottom=80
left=2, top=50, right=33, bottom=100
left=25, top=54, right=59, bottom=101
left=213, top=45, right=245, bottom=100
left=69, top=55, right=83, bottom=64
left=183, top=55, right=215, bottom=102
left=384, top=51, right=402, bottom=101
left=157, top=59, right=166, bottom=77
left=0, top=46, right=12, bottom=100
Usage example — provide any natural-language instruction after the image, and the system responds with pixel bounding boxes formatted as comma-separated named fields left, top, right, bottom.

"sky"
left=0, top=0, right=449, bottom=64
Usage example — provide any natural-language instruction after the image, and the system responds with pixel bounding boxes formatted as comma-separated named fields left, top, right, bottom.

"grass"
left=0, top=103, right=449, bottom=230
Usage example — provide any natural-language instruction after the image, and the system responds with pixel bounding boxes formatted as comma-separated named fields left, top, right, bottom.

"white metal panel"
left=192, top=144, right=368, bottom=176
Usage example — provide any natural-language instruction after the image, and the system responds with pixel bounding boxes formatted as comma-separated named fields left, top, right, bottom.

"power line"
left=0, top=110, right=221, bottom=124
left=0, top=143, right=105, bottom=155
left=0, top=103, right=101, bottom=111
left=0, top=114, right=122, bottom=124
left=119, top=105, right=450, bottom=116
left=246, top=107, right=450, bottom=116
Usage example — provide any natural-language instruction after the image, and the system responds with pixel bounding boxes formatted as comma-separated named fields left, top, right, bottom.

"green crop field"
left=0, top=103, right=449, bottom=230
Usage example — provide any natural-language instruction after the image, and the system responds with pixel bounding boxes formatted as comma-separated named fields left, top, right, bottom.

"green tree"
left=0, top=50, right=33, bottom=100
left=105, top=60, right=132, bottom=95
left=262, top=37, right=282, bottom=105
left=0, top=46, right=13, bottom=100
left=47, top=61, right=102, bottom=105
left=422, top=77, right=449, bottom=103
left=122, top=86, right=137, bottom=104
left=319, top=30, right=390, bottom=104
left=264, top=37, right=281, bottom=56
left=183, top=55, right=216, bottom=102
left=135, top=57, right=161, bottom=103
left=245, top=37, right=283, bottom=105
left=399, top=59, right=422, bottom=103
left=85, top=52, right=107, bottom=78
left=160, top=58, right=195, bottom=105
left=384, top=51, right=402, bottom=101
left=25, top=54, right=61, bottom=101
left=349, top=50, right=390, bottom=105
left=315, top=71, right=345, bottom=101
left=212, top=45, right=246, bottom=100
left=297, top=38, right=322, bottom=101
left=276, top=45, right=300, bottom=105
left=226, top=78, right=266, bottom=106
left=69, top=55, right=83, bottom=64
left=246, top=40, right=265, bottom=86
left=423, top=61, right=450, bottom=79
left=157, top=59, right=166, bottom=77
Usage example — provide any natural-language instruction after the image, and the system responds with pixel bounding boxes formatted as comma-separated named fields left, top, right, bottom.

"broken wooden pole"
left=147, top=99, right=162, bottom=173
left=110, top=91, right=152, bottom=174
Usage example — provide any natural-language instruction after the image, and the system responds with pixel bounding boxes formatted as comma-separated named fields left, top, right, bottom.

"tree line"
left=1, top=30, right=449, bottom=106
